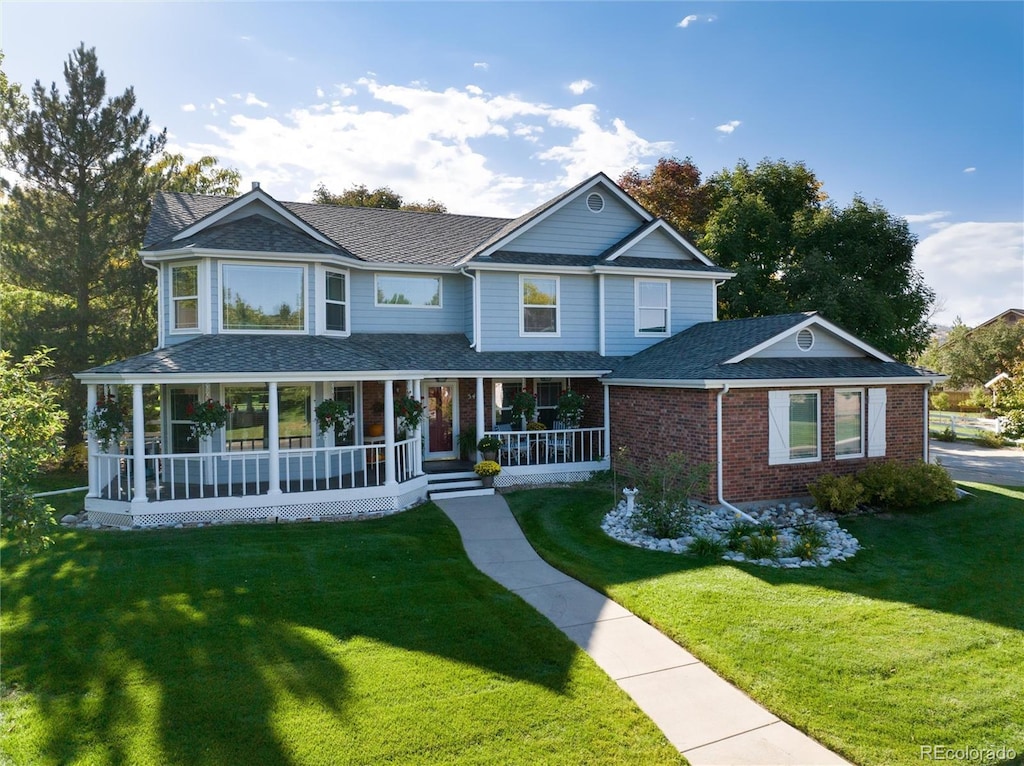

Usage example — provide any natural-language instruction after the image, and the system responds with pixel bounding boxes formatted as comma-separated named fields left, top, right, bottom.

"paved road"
left=930, top=441, right=1023, bottom=486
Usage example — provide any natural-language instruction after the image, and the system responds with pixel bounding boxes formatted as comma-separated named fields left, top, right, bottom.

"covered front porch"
left=80, top=371, right=611, bottom=527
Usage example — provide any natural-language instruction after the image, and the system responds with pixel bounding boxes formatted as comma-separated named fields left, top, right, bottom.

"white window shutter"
left=868, top=388, right=887, bottom=457
left=768, top=391, right=790, bottom=465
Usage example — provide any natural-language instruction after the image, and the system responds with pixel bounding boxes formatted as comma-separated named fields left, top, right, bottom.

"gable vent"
left=796, top=328, right=815, bottom=351
left=586, top=192, right=605, bottom=213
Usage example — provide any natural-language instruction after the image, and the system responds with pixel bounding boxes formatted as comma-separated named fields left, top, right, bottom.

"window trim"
left=373, top=273, right=443, bottom=309
left=492, top=378, right=526, bottom=428
left=317, top=265, right=351, bottom=336
left=219, top=261, right=308, bottom=335
left=169, top=262, right=202, bottom=335
left=768, top=389, right=821, bottom=466
left=834, top=388, right=865, bottom=460
left=634, top=278, right=671, bottom=337
left=519, top=274, right=561, bottom=337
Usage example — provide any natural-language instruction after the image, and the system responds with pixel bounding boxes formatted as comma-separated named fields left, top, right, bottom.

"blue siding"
left=479, top=271, right=598, bottom=351
left=604, top=275, right=716, bottom=356
left=619, top=227, right=697, bottom=260
left=350, top=271, right=467, bottom=333
left=502, top=192, right=644, bottom=256
left=751, top=329, right=864, bottom=358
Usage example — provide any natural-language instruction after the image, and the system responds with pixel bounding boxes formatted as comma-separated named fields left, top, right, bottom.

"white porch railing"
left=484, top=427, right=604, bottom=466
left=94, top=438, right=418, bottom=503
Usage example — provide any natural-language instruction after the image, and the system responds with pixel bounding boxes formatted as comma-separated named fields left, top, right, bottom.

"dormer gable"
left=726, top=313, right=896, bottom=363
left=601, top=219, right=717, bottom=267
left=466, top=173, right=653, bottom=262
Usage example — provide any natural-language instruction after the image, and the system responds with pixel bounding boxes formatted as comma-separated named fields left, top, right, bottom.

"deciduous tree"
left=313, top=182, right=446, bottom=212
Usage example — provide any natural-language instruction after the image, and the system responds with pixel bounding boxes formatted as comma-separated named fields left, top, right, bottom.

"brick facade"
left=609, top=383, right=928, bottom=503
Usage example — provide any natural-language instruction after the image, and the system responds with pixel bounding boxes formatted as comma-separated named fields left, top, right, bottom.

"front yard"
left=508, top=483, right=1024, bottom=766
left=0, top=500, right=680, bottom=766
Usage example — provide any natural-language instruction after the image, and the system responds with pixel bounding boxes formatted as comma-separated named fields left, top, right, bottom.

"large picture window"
left=222, top=264, right=305, bottom=331
left=374, top=275, right=441, bottom=308
left=635, top=279, right=669, bottom=335
left=171, top=264, right=199, bottom=331
left=224, top=384, right=312, bottom=450
left=521, top=276, right=558, bottom=335
left=768, top=390, right=820, bottom=465
left=835, top=389, right=864, bottom=458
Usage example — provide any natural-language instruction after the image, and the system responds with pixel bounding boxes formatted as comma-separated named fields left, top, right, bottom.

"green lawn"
left=1, top=503, right=681, bottom=765
left=507, top=483, right=1024, bottom=766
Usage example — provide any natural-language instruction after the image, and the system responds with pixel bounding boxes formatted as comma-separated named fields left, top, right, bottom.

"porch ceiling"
left=76, top=334, right=620, bottom=384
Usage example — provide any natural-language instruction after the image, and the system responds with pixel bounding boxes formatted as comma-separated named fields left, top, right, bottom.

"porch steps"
left=426, top=471, right=495, bottom=501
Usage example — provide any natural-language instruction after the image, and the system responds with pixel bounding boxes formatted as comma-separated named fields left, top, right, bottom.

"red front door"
left=427, top=384, right=455, bottom=457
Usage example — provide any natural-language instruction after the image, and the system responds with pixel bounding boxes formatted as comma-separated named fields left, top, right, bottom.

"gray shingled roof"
left=164, top=214, right=349, bottom=256
left=604, top=256, right=732, bottom=273
left=145, top=191, right=233, bottom=246
left=607, top=314, right=928, bottom=382
left=81, top=334, right=619, bottom=377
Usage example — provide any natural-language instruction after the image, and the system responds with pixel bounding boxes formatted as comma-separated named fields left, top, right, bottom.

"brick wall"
left=609, top=383, right=928, bottom=503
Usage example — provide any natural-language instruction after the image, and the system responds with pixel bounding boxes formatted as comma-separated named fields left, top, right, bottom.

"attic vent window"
left=586, top=192, right=605, bottom=213
left=796, top=328, right=815, bottom=352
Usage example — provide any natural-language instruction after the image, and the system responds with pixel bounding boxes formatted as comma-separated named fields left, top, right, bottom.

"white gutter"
left=924, top=382, right=933, bottom=464
left=460, top=267, right=480, bottom=350
left=716, top=384, right=759, bottom=525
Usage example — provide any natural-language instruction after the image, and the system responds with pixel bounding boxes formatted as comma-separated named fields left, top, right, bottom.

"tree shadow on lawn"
left=1, top=506, right=577, bottom=766
left=507, top=483, right=1024, bottom=634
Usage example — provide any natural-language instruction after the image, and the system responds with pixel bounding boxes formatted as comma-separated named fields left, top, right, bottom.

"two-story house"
left=76, top=173, right=942, bottom=527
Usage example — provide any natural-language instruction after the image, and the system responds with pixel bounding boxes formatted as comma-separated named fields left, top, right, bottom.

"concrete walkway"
left=436, top=495, right=849, bottom=766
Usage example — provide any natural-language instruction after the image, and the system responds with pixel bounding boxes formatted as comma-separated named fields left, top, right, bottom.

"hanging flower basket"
left=187, top=399, right=232, bottom=440
left=395, top=395, right=425, bottom=432
left=315, top=399, right=355, bottom=436
left=85, top=395, right=125, bottom=451
left=556, top=389, right=587, bottom=428
left=510, top=390, right=536, bottom=424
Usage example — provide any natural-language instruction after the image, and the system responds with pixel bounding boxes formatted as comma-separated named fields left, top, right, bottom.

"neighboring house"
left=75, top=173, right=943, bottom=525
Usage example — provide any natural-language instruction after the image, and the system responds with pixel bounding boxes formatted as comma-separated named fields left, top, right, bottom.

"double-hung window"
left=521, top=276, right=559, bottom=335
left=171, top=264, right=199, bottom=332
left=635, top=279, right=670, bottom=336
left=325, top=270, right=348, bottom=333
left=835, top=389, right=864, bottom=459
left=768, top=390, right=821, bottom=464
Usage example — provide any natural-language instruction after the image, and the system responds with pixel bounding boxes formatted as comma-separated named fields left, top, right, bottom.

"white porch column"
left=383, top=381, right=397, bottom=487
left=131, top=384, right=147, bottom=505
left=475, top=377, right=485, bottom=463
left=267, top=382, right=282, bottom=495
left=86, top=384, right=99, bottom=497
left=413, top=379, right=424, bottom=476
left=603, top=383, right=611, bottom=462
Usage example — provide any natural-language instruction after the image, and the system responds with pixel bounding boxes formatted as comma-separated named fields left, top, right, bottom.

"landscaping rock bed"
left=602, top=500, right=861, bottom=568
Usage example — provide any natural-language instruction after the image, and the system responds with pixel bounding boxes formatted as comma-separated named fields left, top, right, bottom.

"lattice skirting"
left=86, top=489, right=428, bottom=528
left=496, top=469, right=595, bottom=487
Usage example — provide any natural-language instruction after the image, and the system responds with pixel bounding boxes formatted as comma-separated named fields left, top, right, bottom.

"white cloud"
left=473, top=62, right=489, bottom=71
left=914, top=221, right=1024, bottom=326
left=182, top=78, right=672, bottom=215
left=216, top=97, right=226, bottom=106
left=963, top=166, right=976, bottom=174
left=678, top=15, right=699, bottom=28
left=715, top=120, right=741, bottom=134
left=903, top=210, right=950, bottom=224
left=466, top=85, right=484, bottom=96
left=315, top=87, right=325, bottom=98
left=244, top=93, right=269, bottom=108
left=181, top=103, right=196, bottom=112
left=568, top=79, right=594, bottom=95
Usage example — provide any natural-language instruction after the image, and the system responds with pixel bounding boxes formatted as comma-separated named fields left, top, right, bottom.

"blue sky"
left=3, top=1, right=1022, bottom=326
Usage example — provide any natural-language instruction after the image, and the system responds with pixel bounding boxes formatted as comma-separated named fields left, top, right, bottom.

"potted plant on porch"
left=186, top=399, right=232, bottom=439
left=314, top=399, right=354, bottom=436
left=85, top=394, right=125, bottom=451
left=510, top=390, right=536, bottom=428
left=477, top=435, right=503, bottom=461
left=556, top=389, right=587, bottom=429
left=395, top=395, right=425, bottom=436
left=474, top=459, right=501, bottom=488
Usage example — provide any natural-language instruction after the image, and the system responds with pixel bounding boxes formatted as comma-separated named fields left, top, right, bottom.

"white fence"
left=484, top=426, right=605, bottom=466
left=930, top=413, right=1002, bottom=438
left=94, top=438, right=419, bottom=503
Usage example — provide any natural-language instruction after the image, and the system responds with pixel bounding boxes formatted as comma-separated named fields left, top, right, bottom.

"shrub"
left=631, top=501, right=692, bottom=539
left=808, top=473, right=865, bottom=514
left=620, top=451, right=711, bottom=539
left=857, top=460, right=957, bottom=510
left=935, top=426, right=957, bottom=442
left=689, top=534, right=726, bottom=557
left=740, top=525, right=780, bottom=560
left=976, top=430, right=1006, bottom=449
left=59, top=442, right=89, bottom=472
left=1000, top=410, right=1024, bottom=440
left=930, top=391, right=950, bottom=411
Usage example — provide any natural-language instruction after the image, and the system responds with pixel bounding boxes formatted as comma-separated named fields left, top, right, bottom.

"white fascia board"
left=723, top=314, right=898, bottom=365
left=592, top=265, right=735, bottom=280
left=468, top=175, right=653, bottom=262
left=366, top=262, right=466, bottom=275
left=170, top=189, right=336, bottom=248
left=144, top=248, right=362, bottom=267
left=604, top=219, right=717, bottom=267
left=470, top=262, right=592, bottom=275
left=604, top=375, right=944, bottom=389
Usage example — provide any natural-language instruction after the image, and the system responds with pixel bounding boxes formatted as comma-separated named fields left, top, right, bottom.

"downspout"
left=460, top=268, right=479, bottom=350
left=716, top=384, right=759, bottom=525
left=142, top=260, right=162, bottom=349
left=924, top=382, right=933, bottom=464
